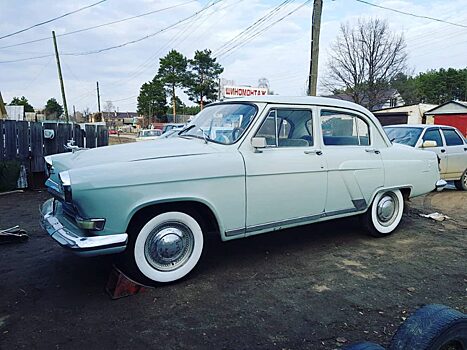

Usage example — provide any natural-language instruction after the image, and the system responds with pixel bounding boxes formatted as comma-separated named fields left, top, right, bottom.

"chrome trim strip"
left=40, top=198, right=127, bottom=256
left=225, top=207, right=360, bottom=237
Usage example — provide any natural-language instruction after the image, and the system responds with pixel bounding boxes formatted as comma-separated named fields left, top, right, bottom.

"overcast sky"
left=0, top=0, right=466, bottom=113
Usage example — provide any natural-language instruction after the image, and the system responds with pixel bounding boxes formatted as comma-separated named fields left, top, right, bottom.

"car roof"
left=220, top=96, right=372, bottom=115
left=384, top=124, right=456, bottom=129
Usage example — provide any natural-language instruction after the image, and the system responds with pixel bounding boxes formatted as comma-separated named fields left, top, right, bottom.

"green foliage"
left=185, top=49, right=224, bottom=107
left=181, top=105, right=201, bottom=115
left=0, top=160, right=20, bottom=192
left=157, top=50, right=188, bottom=116
left=10, top=96, right=34, bottom=112
left=44, top=98, right=63, bottom=119
left=390, top=68, right=467, bottom=105
left=137, top=78, right=167, bottom=121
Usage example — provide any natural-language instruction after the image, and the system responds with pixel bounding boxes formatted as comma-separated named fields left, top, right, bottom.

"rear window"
left=384, top=127, right=422, bottom=147
left=442, top=129, right=464, bottom=146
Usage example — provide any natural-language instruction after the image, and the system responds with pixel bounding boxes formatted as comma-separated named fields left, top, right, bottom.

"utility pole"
left=73, top=105, right=76, bottom=121
left=52, top=31, right=69, bottom=122
left=308, top=0, right=323, bottom=96
left=96, top=81, right=101, bottom=113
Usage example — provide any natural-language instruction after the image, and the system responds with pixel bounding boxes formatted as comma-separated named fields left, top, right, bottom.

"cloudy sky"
left=0, top=0, right=466, bottom=113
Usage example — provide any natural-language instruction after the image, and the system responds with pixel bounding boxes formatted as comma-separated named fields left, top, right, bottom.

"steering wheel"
left=231, top=127, right=244, bottom=141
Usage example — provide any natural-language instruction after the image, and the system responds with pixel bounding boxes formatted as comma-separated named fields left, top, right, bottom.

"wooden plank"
left=57, top=123, right=72, bottom=153
left=4, top=120, right=16, bottom=160
left=97, top=125, right=108, bottom=147
left=30, top=122, right=44, bottom=172
left=43, top=122, right=58, bottom=155
left=0, top=120, right=4, bottom=161
left=16, top=121, right=29, bottom=164
left=74, top=124, right=84, bottom=148
left=85, top=124, right=96, bottom=148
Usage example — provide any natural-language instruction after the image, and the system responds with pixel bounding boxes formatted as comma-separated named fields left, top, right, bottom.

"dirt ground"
left=0, top=189, right=465, bottom=350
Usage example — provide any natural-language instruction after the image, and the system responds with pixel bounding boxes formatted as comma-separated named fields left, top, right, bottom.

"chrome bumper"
left=40, top=198, right=128, bottom=257
left=435, top=179, right=447, bottom=192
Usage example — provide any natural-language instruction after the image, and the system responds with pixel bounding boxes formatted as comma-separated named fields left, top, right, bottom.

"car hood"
left=51, top=137, right=218, bottom=171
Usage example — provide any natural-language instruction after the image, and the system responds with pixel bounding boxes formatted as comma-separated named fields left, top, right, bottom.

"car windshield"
left=140, top=130, right=161, bottom=137
left=384, top=127, right=423, bottom=147
left=179, top=103, right=257, bottom=144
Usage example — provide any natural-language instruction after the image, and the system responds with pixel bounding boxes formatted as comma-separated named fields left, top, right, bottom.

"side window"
left=256, top=109, right=313, bottom=147
left=423, top=129, right=443, bottom=147
left=321, top=110, right=370, bottom=146
left=442, top=129, right=464, bottom=146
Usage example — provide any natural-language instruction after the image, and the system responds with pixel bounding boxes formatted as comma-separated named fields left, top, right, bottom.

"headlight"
left=75, top=217, right=106, bottom=231
left=58, top=171, right=72, bottom=203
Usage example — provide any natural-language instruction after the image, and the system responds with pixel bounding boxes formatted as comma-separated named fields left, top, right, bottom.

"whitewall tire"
left=133, top=212, right=204, bottom=283
left=363, top=189, right=404, bottom=237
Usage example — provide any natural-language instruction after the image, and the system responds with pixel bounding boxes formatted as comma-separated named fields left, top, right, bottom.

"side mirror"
left=422, top=140, right=437, bottom=148
left=251, top=137, right=267, bottom=150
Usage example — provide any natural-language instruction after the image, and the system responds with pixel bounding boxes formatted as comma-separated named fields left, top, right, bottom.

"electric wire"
left=0, top=0, right=108, bottom=40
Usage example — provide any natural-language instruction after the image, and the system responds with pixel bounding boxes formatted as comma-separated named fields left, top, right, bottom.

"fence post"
left=30, top=122, right=44, bottom=172
left=0, top=120, right=4, bottom=161
left=97, top=125, right=108, bottom=147
left=43, top=122, right=58, bottom=155
left=74, top=124, right=84, bottom=148
left=4, top=120, right=16, bottom=160
left=85, top=124, right=96, bottom=148
left=16, top=121, right=29, bottom=170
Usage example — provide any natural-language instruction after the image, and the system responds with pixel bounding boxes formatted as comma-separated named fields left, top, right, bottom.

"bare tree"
left=103, top=100, right=115, bottom=118
left=324, top=18, right=407, bottom=110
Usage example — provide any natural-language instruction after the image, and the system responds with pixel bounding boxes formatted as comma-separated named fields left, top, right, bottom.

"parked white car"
left=384, top=124, right=467, bottom=190
left=135, top=129, right=162, bottom=141
left=41, top=97, right=444, bottom=284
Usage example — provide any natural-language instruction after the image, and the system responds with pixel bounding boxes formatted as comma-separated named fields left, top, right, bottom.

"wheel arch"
left=126, top=198, right=222, bottom=238
left=368, top=185, right=412, bottom=209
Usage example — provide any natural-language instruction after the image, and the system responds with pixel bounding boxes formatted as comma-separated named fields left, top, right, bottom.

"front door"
left=241, top=107, right=327, bottom=235
left=420, top=127, right=448, bottom=175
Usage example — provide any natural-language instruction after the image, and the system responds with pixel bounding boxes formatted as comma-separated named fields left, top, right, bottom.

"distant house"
left=103, top=111, right=139, bottom=128
left=324, top=89, right=404, bottom=111
left=372, top=103, right=437, bottom=126
left=425, top=101, right=467, bottom=136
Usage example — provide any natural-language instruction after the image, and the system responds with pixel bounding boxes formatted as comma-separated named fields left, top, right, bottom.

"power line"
left=0, top=1, right=223, bottom=64
left=355, top=0, right=467, bottom=29
left=216, top=0, right=311, bottom=59
left=0, top=0, right=108, bottom=40
left=0, top=1, right=196, bottom=50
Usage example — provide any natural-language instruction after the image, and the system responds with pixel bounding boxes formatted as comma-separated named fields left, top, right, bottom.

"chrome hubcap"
left=144, top=222, right=194, bottom=272
left=377, top=193, right=399, bottom=226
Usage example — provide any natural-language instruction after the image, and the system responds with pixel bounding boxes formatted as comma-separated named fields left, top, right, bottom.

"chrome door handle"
left=304, top=149, right=322, bottom=155
left=365, top=148, right=380, bottom=154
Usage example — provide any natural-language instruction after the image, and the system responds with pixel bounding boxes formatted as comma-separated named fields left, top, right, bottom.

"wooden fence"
left=0, top=120, right=108, bottom=185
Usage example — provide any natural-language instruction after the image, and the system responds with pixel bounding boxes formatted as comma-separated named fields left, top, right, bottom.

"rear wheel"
left=121, top=211, right=204, bottom=284
left=454, top=170, right=467, bottom=191
left=362, top=189, right=404, bottom=237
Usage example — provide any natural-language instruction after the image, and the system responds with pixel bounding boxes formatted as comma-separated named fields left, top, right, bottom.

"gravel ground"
left=0, top=189, right=465, bottom=349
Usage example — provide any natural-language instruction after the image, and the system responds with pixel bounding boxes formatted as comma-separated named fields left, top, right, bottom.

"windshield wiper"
left=178, top=124, right=195, bottom=135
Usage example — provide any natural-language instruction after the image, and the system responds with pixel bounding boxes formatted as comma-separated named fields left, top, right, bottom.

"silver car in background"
left=384, top=124, right=467, bottom=190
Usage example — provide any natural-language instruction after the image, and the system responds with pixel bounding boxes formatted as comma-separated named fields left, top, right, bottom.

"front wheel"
left=454, top=169, right=467, bottom=191
left=362, top=189, right=404, bottom=237
left=124, top=211, right=204, bottom=284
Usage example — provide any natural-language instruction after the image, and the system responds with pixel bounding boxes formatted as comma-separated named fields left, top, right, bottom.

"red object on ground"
left=105, top=265, right=147, bottom=299
left=434, top=114, right=467, bottom=136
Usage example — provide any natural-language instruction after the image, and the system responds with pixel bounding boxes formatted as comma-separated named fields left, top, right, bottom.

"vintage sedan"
left=40, top=96, right=445, bottom=284
left=384, top=124, right=467, bottom=190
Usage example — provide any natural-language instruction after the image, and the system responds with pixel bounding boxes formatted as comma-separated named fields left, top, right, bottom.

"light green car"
left=40, top=96, right=445, bottom=284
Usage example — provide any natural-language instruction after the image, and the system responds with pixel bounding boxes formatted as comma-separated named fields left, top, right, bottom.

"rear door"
left=441, top=128, right=467, bottom=179
left=319, top=108, right=384, bottom=213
